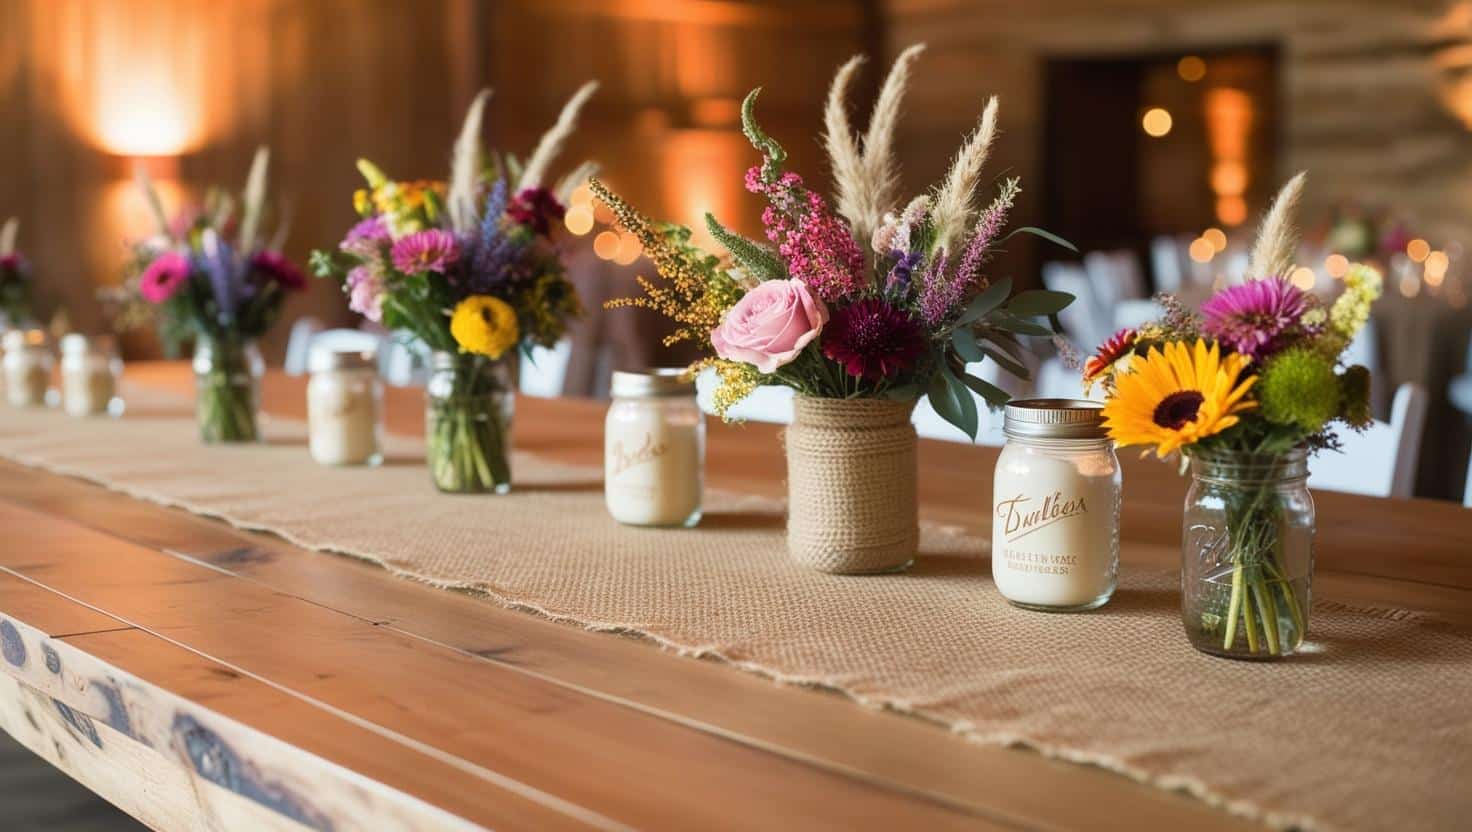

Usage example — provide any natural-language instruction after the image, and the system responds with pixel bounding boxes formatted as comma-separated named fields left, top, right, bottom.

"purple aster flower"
left=1200, top=276, right=1310, bottom=359
left=506, top=187, right=566, bottom=237
left=248, top=250, right=305, bottom=290
left=390, top=229, right=460, bottom=275
left=345, top=265, right=385, bottom=322
left=821, top=298, right=928, bottom=380
left=340, top=216, right=390, bottom=257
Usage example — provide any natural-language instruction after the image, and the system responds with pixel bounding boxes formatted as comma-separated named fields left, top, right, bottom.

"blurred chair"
left=1449, top=341, right=1472, bottom=420
left=1150, top=235, right=1188, bottom=294
left=1464, top=450, right=1472, bottom=508
left=1112, top=298, right=1163, bottom=332
left=519, top=339, right=573, bottom=398
left=695, top=370, right=793, bottom=424
left=1043, top=261, right=1105, bottom=352
left=283, top=316, right=325, bottom=375
left=1083, top=250, right=1147, bottom=315
left=1309, top=383, right=1428, bottom=499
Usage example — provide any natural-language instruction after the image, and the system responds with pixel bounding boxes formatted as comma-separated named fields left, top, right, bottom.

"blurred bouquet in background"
left=0, top=218, right=33, bottom=327
left=311, top=83, right=597, bottom=493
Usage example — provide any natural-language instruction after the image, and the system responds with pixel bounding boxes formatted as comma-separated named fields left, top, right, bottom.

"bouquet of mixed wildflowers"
left=1088, top=173, right=1383, bottom=657
left=591, top=45, right=1073, bottom=440
left=112, top=148, right=305, bottom=442
left=311, top=84, right=597, bottom=492
left=0, top=218, right=33, bottom=326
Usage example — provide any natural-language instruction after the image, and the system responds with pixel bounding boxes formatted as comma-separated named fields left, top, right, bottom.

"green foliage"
left=1339, top=364, right=1373, bottom=429
left=927, top=361, right=979, bottom=440
left=1258, top=347, right=1340, bottom=434
left=740, top=88, right=787, bottom=184
left=705, top=213, right=788, bottom=282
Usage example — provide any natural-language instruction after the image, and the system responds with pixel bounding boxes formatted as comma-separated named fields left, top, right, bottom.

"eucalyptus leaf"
left=979, top=344, right=1030, bottom=380
left=884, top=383, right=922, bottom=401
left=1005, top=289, right=1074, bottom=318
left=991, top=312, right=1054, bottom=337
left=1001, top=226, right=1078, bottom=252
left=927, top=369, right=979, bottom=440
left=960, top=373, right=1011, bottom=409
left=951, top=330, right=985, bottom=363
left=957, top=277, right=1013, bottom=325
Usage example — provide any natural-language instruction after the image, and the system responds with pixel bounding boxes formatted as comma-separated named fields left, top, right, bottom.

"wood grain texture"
left=3, top=364, right=1471, bottom=831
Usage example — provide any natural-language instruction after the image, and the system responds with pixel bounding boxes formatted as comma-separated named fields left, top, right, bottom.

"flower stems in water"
left=197, top=372, right=258, bottom=442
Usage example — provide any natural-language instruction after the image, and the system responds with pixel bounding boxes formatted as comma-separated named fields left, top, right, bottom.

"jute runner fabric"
left=1, top=392, right=1469, bottom=831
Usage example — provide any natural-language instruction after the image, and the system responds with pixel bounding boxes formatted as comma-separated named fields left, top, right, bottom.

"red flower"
left=249, top=250, right=306, bottom=290
left=507, top=187, right=566, bottom=237
left=1084, top=328, right=1136, bottom=384
left=821, top=298, right=927, bottom=380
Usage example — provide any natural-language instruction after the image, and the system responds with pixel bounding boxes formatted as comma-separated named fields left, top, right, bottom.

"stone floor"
left=0, top=731, right=146, bottom=831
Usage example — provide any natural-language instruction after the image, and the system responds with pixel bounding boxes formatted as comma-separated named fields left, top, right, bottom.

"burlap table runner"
left=1, top=390, right=1469, bottom=831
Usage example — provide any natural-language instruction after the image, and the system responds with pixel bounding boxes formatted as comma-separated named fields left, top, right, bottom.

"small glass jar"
left=992, top=399, right=1120, bottom=611
left=425, top=352, right=514, bottom=494
left=59, top=334, right=123, bottom=417
left=2, top=329, right=53, bottom=408
left=605, top=369, right=705, bottom=527
left=1182, top=448, right=1314, bottom=660
left=193, top=336, right=264, bottom=443
left=307, top=348, right=383, bottom=467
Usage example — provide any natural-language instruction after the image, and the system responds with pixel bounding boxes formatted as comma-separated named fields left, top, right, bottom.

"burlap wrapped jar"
left=784, top=396, right=918, bottom=574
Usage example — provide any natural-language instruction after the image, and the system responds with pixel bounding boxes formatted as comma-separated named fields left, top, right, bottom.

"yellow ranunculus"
left=450, top=295, right=520, bottom=359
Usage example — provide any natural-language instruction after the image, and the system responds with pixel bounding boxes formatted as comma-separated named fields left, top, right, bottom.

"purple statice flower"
left=200, top=230, right=246, bottom=323
left=345, top=265, right=385, bottom=322
left=821, top=297, right=928, bottom=380
left=884, top=249, right=922, bottom=298
left=390, top=229, right=459, bottom=275
left=248, top=250, right=305, bottom=290
left=1200, top=276, right=1311, bottom=359
left=340, top=216, right=390, bottom=257
left=744, top=166, right=863, bottom=303
left=506, top=187, right=565, bottom=237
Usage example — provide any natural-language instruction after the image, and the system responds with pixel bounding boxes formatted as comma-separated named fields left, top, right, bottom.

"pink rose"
left=710, top=279, right=827, bottom=374
left=139, top=251, right=191, bottom=303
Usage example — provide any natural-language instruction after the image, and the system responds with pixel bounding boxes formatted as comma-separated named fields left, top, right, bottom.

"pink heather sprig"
left=745, top=165, right=863, bottom=303
left=918, top=250, right=965, bottom=328
left=955, top=178, right=1020, bottom=288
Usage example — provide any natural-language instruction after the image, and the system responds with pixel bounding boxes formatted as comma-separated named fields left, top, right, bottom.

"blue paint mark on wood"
left=1, top=619, right=26, bottom=667
left=42, top=643, right=61, bottom=674
left=52, top=700, right=102, bottom=748
left=95, top=681, right=135, bottom=740
left=172, top=713, right=333, bottom=830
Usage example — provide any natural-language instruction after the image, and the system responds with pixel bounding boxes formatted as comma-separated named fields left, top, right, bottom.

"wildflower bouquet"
left=311, top=84, right=597, bottom=493
left=1087, top=174, right=1383, bottom=658
left=0, top=218, right=33, bottom=327
left=119, top=148, right=305, bottom=442
left=593, top=46, right=1073, bottom=572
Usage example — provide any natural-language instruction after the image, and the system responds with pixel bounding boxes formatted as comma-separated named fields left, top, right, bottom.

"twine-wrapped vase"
left=784, top=396, right=918, bottom=574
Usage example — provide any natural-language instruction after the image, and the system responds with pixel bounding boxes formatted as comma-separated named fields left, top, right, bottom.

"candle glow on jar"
left=992, top=399, right=1121, bottom=611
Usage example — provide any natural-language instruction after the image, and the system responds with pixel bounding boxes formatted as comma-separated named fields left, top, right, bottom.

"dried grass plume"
left=930, top=96, right=998, bottom=252
left=0, top=218, right=16, bottom=257
left=1247, top=171, right=1307, bottom=280
left=518, top=81, right=599, bottom=191
left=238, top=146, right=271, bottom=250
left=448, top=89, right=492, bottom=233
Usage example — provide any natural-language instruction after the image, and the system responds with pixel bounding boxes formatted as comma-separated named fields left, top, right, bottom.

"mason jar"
left=2, top=329, right=53, bottom=408
left=1181, top=448, right=1314, bottom=660
left=992, top=399, right=1121, bottom=611
left=307, top=348, right=383, bottom=467
left=425, top=352, right=514, bottom=494
left=604, top=369, right=705, bottom=527
left=59, top=334, right=123, bottom=417
left=193, top=336, right=264, bottom=443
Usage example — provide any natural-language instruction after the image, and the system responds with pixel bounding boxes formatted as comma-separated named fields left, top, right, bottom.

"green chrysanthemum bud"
left=1258, top=347, right=1341, bottom=434
left=1339, top=364, right=1373, bottom=429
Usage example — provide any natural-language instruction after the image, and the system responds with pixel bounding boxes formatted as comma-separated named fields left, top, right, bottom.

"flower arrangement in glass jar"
left=591, top=45, right=1075, bottom=572
left=109, top=148, right=306, bottom=442
left=311, top=84, right=597, bottom=493
left=1087, top=173, right=1384, bottom=658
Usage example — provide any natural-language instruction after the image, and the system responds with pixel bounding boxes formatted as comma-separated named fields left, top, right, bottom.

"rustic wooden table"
left=1, top=363, right=1468, bottom=831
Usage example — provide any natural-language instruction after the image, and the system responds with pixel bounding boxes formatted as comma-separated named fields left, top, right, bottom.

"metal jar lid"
left=2, top=328, right=48, bottom=352
left=59, top=333, right=116, bottom=355
left=308, top=348, right=378, bottom=375
left=1002, top=398, right=1108, bottom=440
left=610, top=368, right=694, bottom=399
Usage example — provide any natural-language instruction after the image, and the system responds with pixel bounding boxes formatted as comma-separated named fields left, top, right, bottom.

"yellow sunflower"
left=1101, top=339, right=1256, bottom=458
left=450, top=295, right=520, bottom=359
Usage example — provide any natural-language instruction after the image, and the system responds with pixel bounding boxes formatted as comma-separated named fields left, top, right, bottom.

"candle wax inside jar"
left=604, top=400, right=703, bottom=527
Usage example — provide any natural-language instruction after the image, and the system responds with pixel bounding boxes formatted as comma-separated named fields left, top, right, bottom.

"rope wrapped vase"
left=784, top=396, right=919, bottom=574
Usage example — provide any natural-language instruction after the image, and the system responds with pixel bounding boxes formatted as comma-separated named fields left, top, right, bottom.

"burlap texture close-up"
left=1, top=390, right=1468, bottom=832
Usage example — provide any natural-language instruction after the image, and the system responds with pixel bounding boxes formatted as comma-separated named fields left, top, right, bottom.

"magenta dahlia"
left=821, top=298, right=927, bottom=380
left=390, top=229, right=460, bottom=275
left=139, top=251, right=192, bottom=303
left=249, top=250, right=306, bottom=290
left=1200, top=276, right=1311, bottom=359
left=507, top=187, right=566, bottom=236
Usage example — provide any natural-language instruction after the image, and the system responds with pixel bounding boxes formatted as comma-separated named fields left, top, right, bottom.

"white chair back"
left=1309, top=383, right=1429, bottom=499
left=695, top=370, right=793, bottom=424
left=519, top=339, right=573, bottom=398
left=283, top=316, right=325, bottom=375
left=1042, top=261, right=1104, bottom=352
left=1150, top=235, right=1187, bottom=294
left=1464, top=451, right=1472, bottom=508
left=1083, top=249, right=1147, bottom=313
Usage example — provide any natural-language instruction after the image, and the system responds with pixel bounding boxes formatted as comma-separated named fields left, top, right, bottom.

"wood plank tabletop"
left=1, top=362, right=1469, bottom=831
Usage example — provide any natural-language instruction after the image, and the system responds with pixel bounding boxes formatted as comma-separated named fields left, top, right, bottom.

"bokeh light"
left=1177, top=55, right=1207, bottom=82
left=1399, top=273, right=1422, bottom=298
left=1424, top=250, right=1450, bottom=285
left=1188, top=237, right=1215, bottom=263
left=1406, top=238, right=1431, bottom=263
left=564, top=205, right=594, bottom=236
left=1324, top=254, right=1350, bottom=278
left=1289, top=267, right=1317, bottom=291
left=593, top=230, right=620, bottom=260
left=1216, top=196, right=1247, bottom=227
left=614, top=231, right=643, bottom=265
left=1141, top=107, right=1173, bottom=138
left=1202, top=227, right=1227, bottom=252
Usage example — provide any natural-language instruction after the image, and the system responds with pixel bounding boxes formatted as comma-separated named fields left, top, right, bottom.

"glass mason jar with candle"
left=604, top=369, right=705, bottom=527
left=992, top=399, right=1121, bottom=611
left=425, top=351, right=514, bottom=494
left=1181, top=448, right=1314, bottom=660
left=193, top=335, right=264, bottom=443
left=59, top=334, right=123, bottom=417
left=307, top=349, right=383, bottom=467
left=2, top=329, right=53, bottom=408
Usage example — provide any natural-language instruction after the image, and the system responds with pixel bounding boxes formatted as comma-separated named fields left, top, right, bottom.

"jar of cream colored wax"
left=2, top=329, right=53, bottom=408
left=307, top=348, right=383, bottom=467
left=992, top=399, right=1120, bottom=611
left=605, top=369, right=705, bottom=527
left=59, top=334, right=123, bottom=417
